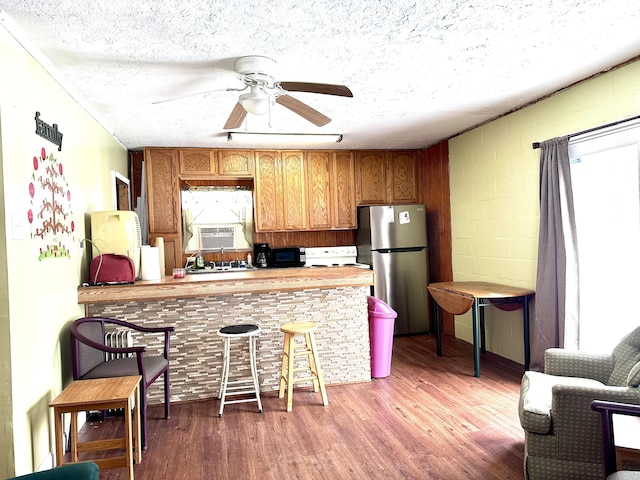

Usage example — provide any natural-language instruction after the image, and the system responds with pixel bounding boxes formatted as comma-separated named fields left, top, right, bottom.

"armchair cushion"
left=519, top=370, right=605, bottom=434
left=7, top=462, right=99, bottom=479
left=609, top=473, right=640, bottom=480
left=627, top=362, right=640, bottom=388
left=544, top=348, right=614, bottom=383
left=609, top=327, right=640, bottom=386
left=81, top=355, right=168, bottom=381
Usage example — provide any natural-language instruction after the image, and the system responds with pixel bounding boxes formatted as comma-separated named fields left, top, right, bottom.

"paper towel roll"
left=154, top=237, right=166, bottom=277
left=127, top=248, right=141, bottom=279
left=140, top=246, right=161, bottom=280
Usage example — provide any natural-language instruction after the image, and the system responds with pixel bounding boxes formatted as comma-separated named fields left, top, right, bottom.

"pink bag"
left=89, top=254, right=135, bottom=285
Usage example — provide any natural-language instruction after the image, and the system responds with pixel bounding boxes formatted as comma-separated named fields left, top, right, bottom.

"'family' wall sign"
left=34, top=111, right=63, bottom=151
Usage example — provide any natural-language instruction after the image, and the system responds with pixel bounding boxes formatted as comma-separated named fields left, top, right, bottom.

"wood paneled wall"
left=254, top=230, right=356, bottom=248
left=418, top=141, right=454, bottom=334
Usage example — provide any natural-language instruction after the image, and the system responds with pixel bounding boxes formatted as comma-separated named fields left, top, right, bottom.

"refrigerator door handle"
left=376, top=247, right=425, bottom=254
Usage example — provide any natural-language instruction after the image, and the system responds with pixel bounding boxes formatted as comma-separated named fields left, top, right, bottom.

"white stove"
left=304, top=246, right=369, bottom=268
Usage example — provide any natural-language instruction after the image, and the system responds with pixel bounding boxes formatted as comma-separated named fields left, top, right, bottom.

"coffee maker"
left=253, top=243, right=270, bottom=268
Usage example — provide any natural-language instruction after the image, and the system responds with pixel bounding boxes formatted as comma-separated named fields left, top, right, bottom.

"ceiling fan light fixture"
left=239, top=91, right=271, bottom=115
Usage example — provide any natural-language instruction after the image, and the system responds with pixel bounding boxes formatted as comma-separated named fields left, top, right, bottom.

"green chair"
left=519, top=326, right=640, bottom=479
left=7, top=462, right=99, bottom=480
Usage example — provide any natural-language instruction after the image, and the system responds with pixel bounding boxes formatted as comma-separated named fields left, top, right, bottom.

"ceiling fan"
left=156, top=55, right=353, bottom=129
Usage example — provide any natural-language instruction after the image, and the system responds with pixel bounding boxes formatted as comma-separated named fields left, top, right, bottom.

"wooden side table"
left=428, top=281, right=535, bottom=377
left=50, top=376, right=142, bottom=479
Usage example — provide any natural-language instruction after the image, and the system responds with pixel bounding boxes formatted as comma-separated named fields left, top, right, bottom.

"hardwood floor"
left=76, top=334, right=526, bottom=479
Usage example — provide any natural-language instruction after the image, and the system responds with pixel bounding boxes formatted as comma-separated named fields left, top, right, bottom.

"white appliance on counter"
left=304, top=246, right=369, bottom=268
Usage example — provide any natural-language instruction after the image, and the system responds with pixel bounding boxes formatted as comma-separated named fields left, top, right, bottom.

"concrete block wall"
left=448, top=60, right=640, bottom=364
left=86, top=286, right=371, bottom=405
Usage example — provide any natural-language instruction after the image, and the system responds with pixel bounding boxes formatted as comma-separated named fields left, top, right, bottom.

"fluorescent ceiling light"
left=227, top=132, right=343, bottom=143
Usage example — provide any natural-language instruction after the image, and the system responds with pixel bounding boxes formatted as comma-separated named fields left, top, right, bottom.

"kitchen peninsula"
left=77, top=266, right=375, bottom=405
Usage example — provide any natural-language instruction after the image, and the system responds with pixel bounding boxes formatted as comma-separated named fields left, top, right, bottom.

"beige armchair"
left=519, top=326, right=640, bottom=480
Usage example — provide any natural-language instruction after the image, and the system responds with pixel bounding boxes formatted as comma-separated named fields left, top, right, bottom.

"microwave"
left=269, top=246, right=306, bottom=268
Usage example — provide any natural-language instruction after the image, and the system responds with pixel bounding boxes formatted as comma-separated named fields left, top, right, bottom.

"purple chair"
left=592, top=400, right=640, bottom=479
left=70, top=317, right=174, bottom=449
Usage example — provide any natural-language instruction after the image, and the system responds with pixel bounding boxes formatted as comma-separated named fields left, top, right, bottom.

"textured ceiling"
left=1, top=1, right=639, bottom=150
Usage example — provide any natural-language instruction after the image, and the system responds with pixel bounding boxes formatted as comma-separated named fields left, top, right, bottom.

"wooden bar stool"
left=279, top=321, right=328, bottom=412
left=217, top=324, right=263, bottom=417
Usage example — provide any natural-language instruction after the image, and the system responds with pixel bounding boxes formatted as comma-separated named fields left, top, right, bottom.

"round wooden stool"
left=217, top=324, right=262, bottom=417
left=279, top=321, right=328, bottom=412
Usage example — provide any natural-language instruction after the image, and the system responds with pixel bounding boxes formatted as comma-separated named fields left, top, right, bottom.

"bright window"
left=568, top=120, right=640, bottom=352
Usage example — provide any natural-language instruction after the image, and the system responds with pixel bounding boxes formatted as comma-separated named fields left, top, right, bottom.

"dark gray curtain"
left=531, top=136, right=576, bottom=370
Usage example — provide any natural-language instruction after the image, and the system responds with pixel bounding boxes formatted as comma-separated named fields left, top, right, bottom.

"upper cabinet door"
left=306, top=151, right=333, bottom=230
left=254, top=151, right=283, bottom=231
left=218, top=150, right=254, bottom=177
left=146, top=148, right=180, bottom=234
left=333, top=151, right=356, bottom=228
left=179, top=149, right=217, bottom=176
left=281, top=151, right=307, bottom=230
left=355, top=151, right=388, bottom=205
left=388, top=150, right=418, bottom=204
left=254, top=151, right=306, bottom=231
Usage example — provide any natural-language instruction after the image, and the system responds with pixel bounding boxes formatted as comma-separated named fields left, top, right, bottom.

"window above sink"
left=181, top=186, right=254, bottom=253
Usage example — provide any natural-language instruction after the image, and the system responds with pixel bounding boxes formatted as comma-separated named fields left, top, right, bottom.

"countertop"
left=77, top=266, right=375, bottom=304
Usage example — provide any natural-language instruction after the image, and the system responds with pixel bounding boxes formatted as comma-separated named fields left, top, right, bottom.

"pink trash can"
left=367, top=296, right=398, bottom=378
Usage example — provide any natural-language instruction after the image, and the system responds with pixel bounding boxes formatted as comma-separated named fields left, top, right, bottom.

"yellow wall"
left=448, top=60, right=640, bottom=364
left=0, top=24, right=128, bottom=476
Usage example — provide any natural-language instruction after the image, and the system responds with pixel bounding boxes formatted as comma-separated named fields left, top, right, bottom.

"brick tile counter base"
left=85, top=286, right=371, bottom=405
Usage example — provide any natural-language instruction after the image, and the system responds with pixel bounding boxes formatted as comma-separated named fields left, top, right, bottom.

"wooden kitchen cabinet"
left=254, top=151, right=282, bottom=231
left=218, top=150, right=254, bottom=176
left=179, top=149, right=217, bottom=176
left=388, top=150, right=418, bottom=203
left=257, top=150, right=354, bottom=232
left=254, top=151, right=306, bottom=231
left=145, top=148, right=182, bottom=275
left=306, top=151, right=356, bottom=230
left=333, top=151, right=356, bottom=228
left=179, top=149, right=254, bottom=178
left=355, top=150, right=417, bottom=205
left=355, top=151, right=387, bottom=205
left=281, top=151, right=307, bottom=230
left=306, top=151, right=333, bottom=230
left=146, top=148, right=180, bottom=234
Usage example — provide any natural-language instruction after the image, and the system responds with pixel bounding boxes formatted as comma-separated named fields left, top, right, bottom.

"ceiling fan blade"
left=276, top=95, right=331, bottom=127
left=153, top=85, right=248, bottom=105
left=152, top=89, right=221, bottom=105
left=279, top=82, right=353, bottom=97
left=223, top=102, right=248, bottom=129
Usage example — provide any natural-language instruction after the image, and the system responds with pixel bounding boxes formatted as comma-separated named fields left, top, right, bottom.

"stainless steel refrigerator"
left=356, top=205, right=430, bottom=335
